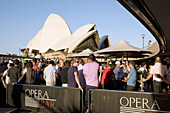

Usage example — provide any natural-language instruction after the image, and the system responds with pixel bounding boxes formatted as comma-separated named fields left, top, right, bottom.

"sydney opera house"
left=26, top=14, right=111, bottom=59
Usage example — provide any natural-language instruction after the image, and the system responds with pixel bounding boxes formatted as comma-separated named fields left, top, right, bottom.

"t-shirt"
left=114, top=66, right=123, bottom=80
left=33, top=64, right=39, bottom=72
left=83, top=62, right=99, bottom=87
left=101, top=68, right=114, bottom=85
left=25, top=68, right=36, bottom=84
left=78, top=64, right=86, bottom=88
left=68, top=66, right=78, bottom=88
left=127, top=68, right=137, bottom=87
left=44, top=64, right=56, bottom=83
left=8, top=66, right=21, bottom=83
left=22, top=54, right=29, bottom=63
left=61, top=67, right=69, bottom=84
left=55, top=65, right=59, bottom=78
left=3, top=69, right=10, bottom=84
left=138, top=67, right=147, bottom=78
left=150, top=63, right=168, bottom=82
left=138, top=67, right=147, bottom=74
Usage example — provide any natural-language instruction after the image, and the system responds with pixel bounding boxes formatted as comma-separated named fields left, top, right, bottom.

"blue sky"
left=0, top=0, right=155, bottom=55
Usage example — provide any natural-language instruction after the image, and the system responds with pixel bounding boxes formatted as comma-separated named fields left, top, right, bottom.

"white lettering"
left=38, top=90, right=43, bottom=98
left=25, top=89, right=30, bottom=97
left=151, top=100, right=160, bottom=110
left=120, top=97, right=160, bottom=110
left=129, top=97, right=135, bottom=107
left=34, top=89, right=37, bottom=98
left=142, top=98, right=150, bottom=109
left=120, top=97, right=129, bottom=107
left=43, top=91, right=49, bottom=99
left=31, top=89, right=34, bottom=96
left=25, top=89, right=49, bottom=99
left=136, top=98, right=141, bottom=108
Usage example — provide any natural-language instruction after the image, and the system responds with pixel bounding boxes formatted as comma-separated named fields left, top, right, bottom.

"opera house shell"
left=26, top=14, right=110, bottom=58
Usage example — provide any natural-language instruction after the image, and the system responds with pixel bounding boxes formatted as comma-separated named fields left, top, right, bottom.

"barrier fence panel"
left=7, top=84, right=83, bottom=113
left=89, top=89, right=170, bottom=113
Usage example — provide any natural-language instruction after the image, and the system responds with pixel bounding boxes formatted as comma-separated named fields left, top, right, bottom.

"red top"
left=33, top=64, right=39, bottom=72
left=101, top=69, right=114, bottom=84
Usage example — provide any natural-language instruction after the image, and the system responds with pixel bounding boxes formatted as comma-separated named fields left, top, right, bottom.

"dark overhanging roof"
left=118, top=0, right=169, bottom=57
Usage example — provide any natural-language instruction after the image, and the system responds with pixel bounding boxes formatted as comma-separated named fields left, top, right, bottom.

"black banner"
left=7, top=84, right=83, bottom=113
left=89, top=90, right=170, bottom=113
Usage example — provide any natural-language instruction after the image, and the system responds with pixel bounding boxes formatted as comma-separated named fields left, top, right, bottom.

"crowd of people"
left=1, top=54, right=170, bottom=112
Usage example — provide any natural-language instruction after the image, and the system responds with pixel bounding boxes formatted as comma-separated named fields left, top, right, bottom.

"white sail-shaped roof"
left=51, top=35, right=79, bottom=51
left=26, top=14, right=101, bottom=53
left=27, top=29, right=42, bottom=52
left=69, top=30, right=100, bottom=53
left=39, top=14, right=72, bottom=53
left=73, top=24, right=95, bottom=38
left=51, top=30, right=99, bottom=53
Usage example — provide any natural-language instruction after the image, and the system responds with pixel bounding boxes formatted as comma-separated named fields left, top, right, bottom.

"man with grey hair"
left=142, top=57, right=168, bottom=93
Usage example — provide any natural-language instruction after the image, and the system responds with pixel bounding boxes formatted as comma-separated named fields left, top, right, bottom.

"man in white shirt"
left=1, top=63, right=13, bottom=88
left=142, top=57, right=168, bottom=93
left=43, top=60, right=56, bottom=86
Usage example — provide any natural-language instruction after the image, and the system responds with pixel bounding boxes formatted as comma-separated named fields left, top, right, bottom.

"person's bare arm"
left=43, top=73, right=46, bottom=81
left=142, top=73, right=153, bottom=82
left=123, top=75, right=130, bottom=82
left=53, top=72, right=56, bottom=86
left=127, top=65, right=130, bottom=72
left=17, top=68, right=27, bottom=83
left=1, top=74, right=6, bottom=88
left=74, top=72, right=82, bottom=89
left=84, top=74, right=86, bottom=81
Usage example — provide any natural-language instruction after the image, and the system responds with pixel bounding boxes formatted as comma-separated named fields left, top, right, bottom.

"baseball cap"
left=115, top=61, right=120, bottom=65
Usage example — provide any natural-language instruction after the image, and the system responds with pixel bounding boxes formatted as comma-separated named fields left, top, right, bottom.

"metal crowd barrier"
left=7, top=84, right=170, bottom=113
left=6, top=84, right=83, bottom=113
left=88, top=89, right=170, bottom=113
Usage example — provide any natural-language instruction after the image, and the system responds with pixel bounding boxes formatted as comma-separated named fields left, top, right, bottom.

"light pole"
left=142, top=34, right=145, bottom=48
left=19, top=48, right=20, bottom=56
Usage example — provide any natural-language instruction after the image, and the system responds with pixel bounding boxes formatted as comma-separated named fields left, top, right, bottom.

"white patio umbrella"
left=96, top=40, right=151, bottom=60
left=68, top=48, right=106, bottom=58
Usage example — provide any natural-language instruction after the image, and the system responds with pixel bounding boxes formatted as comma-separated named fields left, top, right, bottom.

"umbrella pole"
left=122, top=51, right=124, bottom=62
left=122, top=55, right=124, bottom=62
left=127, top=52, right=128, bottom=61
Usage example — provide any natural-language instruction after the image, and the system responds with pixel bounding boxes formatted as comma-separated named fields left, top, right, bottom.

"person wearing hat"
left=114, top=61, right=124, bottom=90
left=114, top=61, right=121, bottom=79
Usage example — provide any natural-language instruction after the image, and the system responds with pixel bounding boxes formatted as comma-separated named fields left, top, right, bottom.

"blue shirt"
left=78, top=64, right=86, bottom=88
left=127, top=68, right=137, bottom=87
left=114, top=66, right=123, bottom=80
